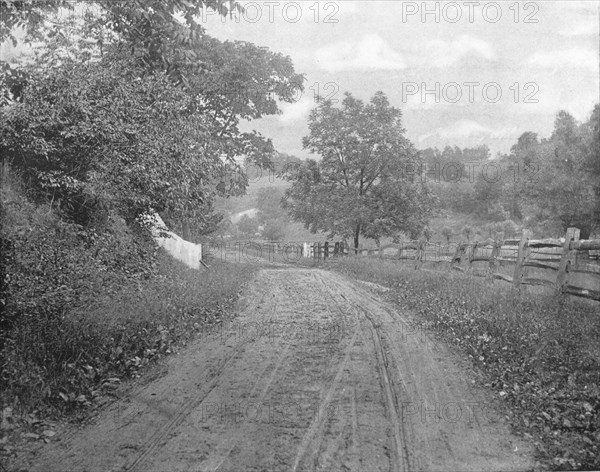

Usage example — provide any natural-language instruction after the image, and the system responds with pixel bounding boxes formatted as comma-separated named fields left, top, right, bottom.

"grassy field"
left=330, top=257, right=600, bottom=470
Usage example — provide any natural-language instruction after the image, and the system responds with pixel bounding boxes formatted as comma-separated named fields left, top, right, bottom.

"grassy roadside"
left=1, top=250, right=257, bottom=454
left=1, top=171, right=258, bottom=457
left=329, top=257, right=599, bottom=470
left=0, top=248, right=257, bottom=400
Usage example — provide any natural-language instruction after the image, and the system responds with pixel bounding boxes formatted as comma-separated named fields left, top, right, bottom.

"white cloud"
left=340, top=1, right=358, bottom=14
left=315, top=34, right=406, bottom=72
left=559, top=20, right=598, bottom=37
left=419, top=120, right=518, bottom=144
left=420, top=35, right=495, bottom=68
left=528, top=48, right=599, bottom=71
left=439, top=120, right=491, bottom=139
left=510, top=80, right=599, bottom=122
left=277, top=95, right=315, bottom=124
left=402, top=92, right=465, bottom=111
left=562, top=0, right=599, bottom=14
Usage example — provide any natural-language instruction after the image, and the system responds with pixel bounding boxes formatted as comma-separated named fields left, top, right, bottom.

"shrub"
left=1, top=170, right=257, bottom=420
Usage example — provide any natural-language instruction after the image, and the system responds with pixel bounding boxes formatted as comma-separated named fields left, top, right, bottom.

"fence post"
left=556, top=227, right=580, bottom=293
left=513, top=229, right=532, bottom=289
left=422, top=241, right=430, bottom=264
left=443, top=243, right=451, bottom=270
left=415, top=240, right=424, bottom=270
left=468, top=241, right=478, bottom=273
left=450, top=243, right=461, bottom=271
left=487, top=233, right=502, bottom=280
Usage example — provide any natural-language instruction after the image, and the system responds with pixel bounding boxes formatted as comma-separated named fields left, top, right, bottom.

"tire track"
left=125, top=287, right=281, bottom=472
left=361, top=306, right=411, bottom=472
left=124, top=336, right=249, bottom=471
left=15, top=268, right=534, bottom=472
left=204, top=307, right=304, bottom=472
left=323, top=273, right=411, bottom=472
left=178, top=271, right=312, bottom=472
left=290, top=272, right=361, bottom=472
left=205, top=329, right=291, bottom=472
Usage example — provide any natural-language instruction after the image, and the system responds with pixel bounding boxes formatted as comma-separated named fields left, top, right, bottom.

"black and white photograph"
left=1, top=1, right=599, bottom=471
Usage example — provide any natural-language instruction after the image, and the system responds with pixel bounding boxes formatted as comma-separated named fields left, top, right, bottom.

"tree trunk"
left=353, top=224, right=360, bottom=254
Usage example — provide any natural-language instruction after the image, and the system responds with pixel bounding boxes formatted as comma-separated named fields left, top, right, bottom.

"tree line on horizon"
left=2, top=0, right=598, bottom=246
left=280, top=94, right=599, bottom=245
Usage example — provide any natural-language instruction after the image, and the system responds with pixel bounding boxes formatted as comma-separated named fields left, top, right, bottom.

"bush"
left=1, top=170, right=257, bottom=420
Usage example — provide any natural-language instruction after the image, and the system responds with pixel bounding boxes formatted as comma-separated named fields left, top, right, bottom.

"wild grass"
left=331, top=257, right=600, bottom=470
left=2, top=252, right=256, bottom=420
left=1, top=170, right=258, bottom=427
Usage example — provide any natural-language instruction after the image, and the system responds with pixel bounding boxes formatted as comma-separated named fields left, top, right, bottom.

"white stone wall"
left=144, top=212, right=202, bottom=270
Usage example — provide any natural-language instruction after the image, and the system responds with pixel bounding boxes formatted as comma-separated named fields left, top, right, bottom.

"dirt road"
left=16, top=268, right=533, bottom=471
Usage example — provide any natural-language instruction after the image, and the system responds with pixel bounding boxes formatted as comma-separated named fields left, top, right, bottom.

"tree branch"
left=333, top=146, right=350, bottom=187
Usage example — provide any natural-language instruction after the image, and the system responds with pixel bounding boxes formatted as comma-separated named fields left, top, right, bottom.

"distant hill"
left=214, top=176, right=289, bottom=216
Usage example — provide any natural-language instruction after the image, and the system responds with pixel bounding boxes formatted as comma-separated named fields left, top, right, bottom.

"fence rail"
left=307, top=228, right=600, bottom=302
left=204, top=229, right=599, bottom=302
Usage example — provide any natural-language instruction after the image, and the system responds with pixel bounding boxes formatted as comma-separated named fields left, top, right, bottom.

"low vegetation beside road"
left=330, top=257, right=600, bottom=470
left=1, top=174, right=257, bottom=441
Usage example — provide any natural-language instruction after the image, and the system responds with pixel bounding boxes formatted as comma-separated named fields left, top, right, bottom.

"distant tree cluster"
left=231, top=187, right=289, bottom=240
left=422, top=106, right=600, bottom=238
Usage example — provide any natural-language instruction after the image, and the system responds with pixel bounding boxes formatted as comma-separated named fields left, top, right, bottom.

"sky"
left=202, top=0, right=600, bottom=159
left=1, top=1, right=598, bottom=160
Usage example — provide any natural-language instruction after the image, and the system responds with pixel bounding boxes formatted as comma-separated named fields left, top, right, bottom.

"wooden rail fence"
left=309, top=228, right=600, bottom=302
left=205, top=230, right=600, bottom=302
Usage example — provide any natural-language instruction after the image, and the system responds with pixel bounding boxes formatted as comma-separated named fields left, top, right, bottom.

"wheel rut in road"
left=16, top=268, right=533, bottom=472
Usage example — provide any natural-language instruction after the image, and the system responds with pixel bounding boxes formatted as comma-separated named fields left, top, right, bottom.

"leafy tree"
left=1, top=0, right=304, bottom=237
left=256, top=188, right=286, bottom=222
left=461, top=145, right=490, bottom=164
left=423, top=225, right=432, bottom=242
left=262, top=220, right=286, bottom=241
left=441, top=226, right=453, bottom=244
left=501, top=219, right=519, bottom=239
left=510, top=132, right=539, bottom=163
left=421, top=107, right=598, bottom=238
left=462, top=224, right=473, bottom=241
left=472, top=170, right=504, bottom=218
left=1, top=40, right=303, bottom=232
left=515, top=110, right=598, bottom=238
left=237, top=214, right=257, bottom=237
left=272, top=152, right=304, bottom=177
left=420, top=145, right=490, bottom=216
left=283, top=92, right=436, bottom=249
left=1, top=0, right=241, bottom=83
left=582, top=104, right=600, bottom=232
left=208, top=216, right=235, bottom=239
left=255, top=187, right=292, bottom=241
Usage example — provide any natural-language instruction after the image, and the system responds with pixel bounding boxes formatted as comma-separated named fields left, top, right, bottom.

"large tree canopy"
left=1, top=1, right=304, bottom=235
left=283, top=92, right=437, bottom=248
left=1, top=0, right=240, bottom=81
